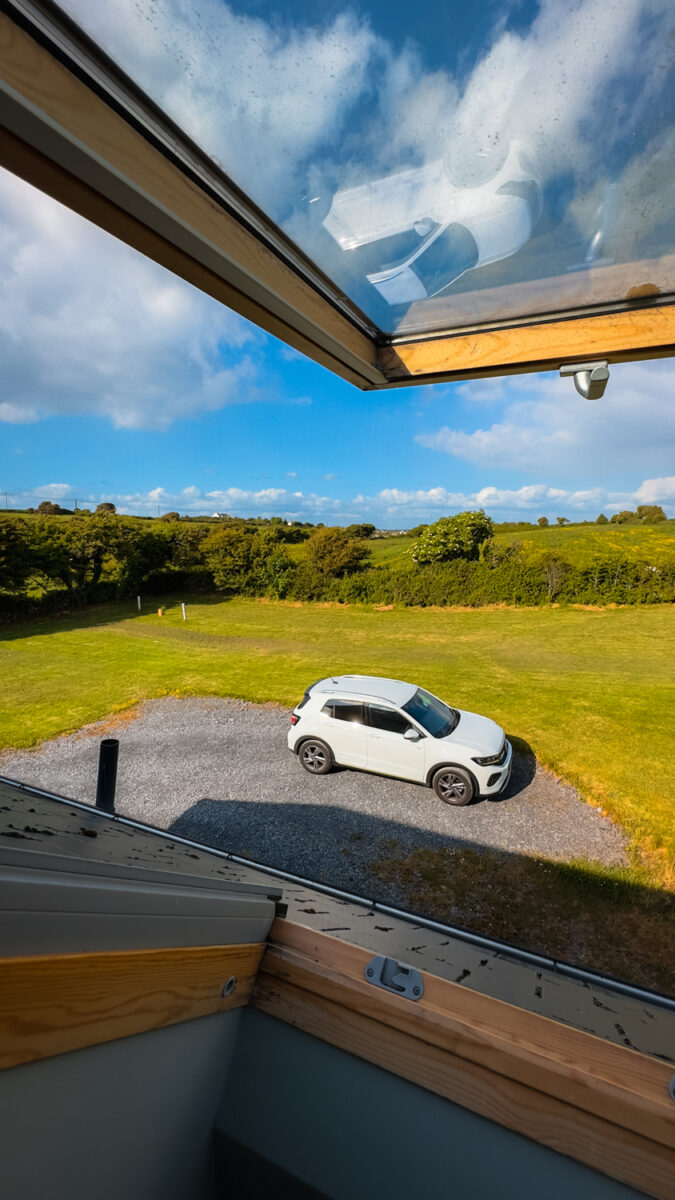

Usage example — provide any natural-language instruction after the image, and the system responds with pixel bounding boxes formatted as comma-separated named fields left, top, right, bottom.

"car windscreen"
left=402, top=688, right=459, bottom=738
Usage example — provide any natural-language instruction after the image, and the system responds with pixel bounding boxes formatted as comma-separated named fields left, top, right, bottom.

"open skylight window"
left=57, top=0, right=675, bottom=336
left=1, top=0, right=673, bottom=385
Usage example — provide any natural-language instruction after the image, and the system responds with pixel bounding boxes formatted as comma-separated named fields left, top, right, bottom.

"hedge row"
left=2, top=558, right=674, bottom=624
left=290, top=558, right=675, bottom=607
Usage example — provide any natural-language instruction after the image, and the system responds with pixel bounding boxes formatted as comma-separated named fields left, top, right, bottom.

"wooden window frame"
left=1, top=0, right=673, bottom=393
left=253, top=922, right=675, bottom=1200
left=1, top=921, right=673, bottom=1198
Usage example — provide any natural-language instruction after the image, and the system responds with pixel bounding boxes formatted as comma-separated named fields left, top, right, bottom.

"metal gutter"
left=3, top=774, right=673, bottom=1013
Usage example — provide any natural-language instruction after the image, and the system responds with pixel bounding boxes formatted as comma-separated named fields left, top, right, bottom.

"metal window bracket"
left=559, top=360, right=610, bottom=399
left=364, top=954, right=424, bottom=1001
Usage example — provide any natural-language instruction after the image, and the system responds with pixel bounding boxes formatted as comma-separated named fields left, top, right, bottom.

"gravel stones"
left=0, top=696, right=629, bottom=897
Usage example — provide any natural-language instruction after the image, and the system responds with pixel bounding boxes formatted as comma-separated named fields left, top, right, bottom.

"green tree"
left=29, top=515, right=116, bottom=604
left=305, top=527, right=371, bottom=577
left=610, top=510, right=635, bottom=524
left=0, top=518, right=33, bottom=592
left=203, top=525, right=254, bottom=590
left=344, top=523, right=376, bottom=539
left=249, top=529, right=294, bottom=597
left=537, top=516, right=549, bottom=528
left=411, top=511, right=494, bottom=564
left=113, top=520, right=172, bottom=592
left=159, top=511, right=180, bottom=522
left=636, top=505, right=666, bottom=523
left=556, top=517, right=570, bottom=527
left=596, top=514, right=609, bottom=524
left=171, top=523, right=210, bottom=567
left=96, top=502, right=116, bottom=514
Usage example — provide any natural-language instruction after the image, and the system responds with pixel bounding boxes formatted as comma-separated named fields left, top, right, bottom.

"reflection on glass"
left=323, top=142, right=541, bottom=305
left=59, top=0, right=675, bottom=334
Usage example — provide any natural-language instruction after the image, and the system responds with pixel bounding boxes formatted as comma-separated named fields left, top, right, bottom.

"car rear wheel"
left=432, top=765, right=474, bottom=806
left=298, top=739, right=333, bottom=775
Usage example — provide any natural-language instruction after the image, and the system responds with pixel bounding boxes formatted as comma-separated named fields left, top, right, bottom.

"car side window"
left=322, top=700, right=364, bottom=724
left=366, top=704, right=413, bottom=735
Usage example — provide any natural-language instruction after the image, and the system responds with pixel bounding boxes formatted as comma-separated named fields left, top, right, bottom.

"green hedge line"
left=289, top=557, right=675, bottom=607
left=2, top=558, right=674, bottom=624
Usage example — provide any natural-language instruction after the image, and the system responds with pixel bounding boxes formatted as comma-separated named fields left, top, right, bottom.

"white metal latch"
left=364, top=954, right=424, bottom=1001
left=559, top=360, right=610, bottom=400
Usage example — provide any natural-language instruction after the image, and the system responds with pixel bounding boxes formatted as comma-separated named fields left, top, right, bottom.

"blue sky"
left=1, top=0, right=674, bottom=524
left=1, top=165, right=674, bottom=524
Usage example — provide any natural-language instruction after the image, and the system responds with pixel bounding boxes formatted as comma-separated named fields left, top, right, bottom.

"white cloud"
left=7, top=474, right=673, bottom=524
left=0, top=169, right=259, bottom=430
left=63, top=0, right=378, bottom=217
left=0, top=402, right=39, bottom=424
left=634, top=476, right=675, bottom=503
left=416, top=361, right=675, bottom=478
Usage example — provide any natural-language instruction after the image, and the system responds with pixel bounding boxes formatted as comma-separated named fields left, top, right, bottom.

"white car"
left=288, top=675, right=511, bottom=806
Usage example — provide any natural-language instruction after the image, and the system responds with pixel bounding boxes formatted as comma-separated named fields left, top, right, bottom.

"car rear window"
left=322, top=700, right=364, bottom=724
left=366, top=704, right=412, bottom=735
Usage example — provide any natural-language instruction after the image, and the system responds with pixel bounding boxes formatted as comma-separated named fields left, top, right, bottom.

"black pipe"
left=95, top=738, right=119, bottom=813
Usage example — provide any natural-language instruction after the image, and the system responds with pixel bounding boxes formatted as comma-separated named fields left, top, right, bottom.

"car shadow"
left=165, top=794, right=674, bottom=995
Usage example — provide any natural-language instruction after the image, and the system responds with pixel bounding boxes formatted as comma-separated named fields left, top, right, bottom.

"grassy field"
left=2, top=596, right=673, bottom=987
left=1, top=596, right=673, bottom=875
left=367, top=521, right=675, bottom=568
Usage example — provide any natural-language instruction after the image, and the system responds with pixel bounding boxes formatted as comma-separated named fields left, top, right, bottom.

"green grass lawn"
left=2, top=597, right=673, bottom=883
left=492, top=520, right=675, bottom=565
left=366, top=522, right=675, bottom=568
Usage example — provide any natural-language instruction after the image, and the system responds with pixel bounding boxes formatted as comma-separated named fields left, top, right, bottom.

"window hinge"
left=364, top=955, right=424, bottom=1001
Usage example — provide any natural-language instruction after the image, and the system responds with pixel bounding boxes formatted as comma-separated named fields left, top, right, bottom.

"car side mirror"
left=404, top=728, right=421, bottom=741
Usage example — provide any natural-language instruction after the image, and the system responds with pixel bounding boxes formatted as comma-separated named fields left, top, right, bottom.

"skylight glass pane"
left=59, top=0, right=675, bottom=336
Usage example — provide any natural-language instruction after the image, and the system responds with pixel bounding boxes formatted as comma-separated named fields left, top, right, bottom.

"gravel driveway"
left=0, top=697, right=629, bottom=895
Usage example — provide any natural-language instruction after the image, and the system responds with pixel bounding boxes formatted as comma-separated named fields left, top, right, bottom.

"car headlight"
left=472, top=745, right=505, bottom=766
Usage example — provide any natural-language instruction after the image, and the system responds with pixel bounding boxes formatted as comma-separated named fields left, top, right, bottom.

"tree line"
left=1, top=509, right=673, bottom=622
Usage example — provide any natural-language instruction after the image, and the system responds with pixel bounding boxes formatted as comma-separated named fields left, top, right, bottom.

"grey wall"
left=0, top=1011, right=242, bottom=1200
left=218, top=1009, right=651, bottom=1200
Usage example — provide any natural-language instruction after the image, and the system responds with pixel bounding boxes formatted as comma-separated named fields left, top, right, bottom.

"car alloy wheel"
left=299, top=740, right=332, bottom=775
left=432, top=766, right=474, bottom=806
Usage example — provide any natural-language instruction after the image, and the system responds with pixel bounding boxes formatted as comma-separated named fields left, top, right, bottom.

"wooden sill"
left=0, top=942, right=264, bottom=1069
left=252, top=920, right=675, bottom=1200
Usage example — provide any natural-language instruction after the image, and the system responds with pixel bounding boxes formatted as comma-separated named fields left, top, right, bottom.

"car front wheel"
left=298, top=739, right=333, bottom=775
left=432, top=765, right=474, bottom=806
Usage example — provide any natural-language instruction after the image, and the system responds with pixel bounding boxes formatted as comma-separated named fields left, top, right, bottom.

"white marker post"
left=137, top=595, right=141, bottom=612
left=181, top=602, right=187, bottom=621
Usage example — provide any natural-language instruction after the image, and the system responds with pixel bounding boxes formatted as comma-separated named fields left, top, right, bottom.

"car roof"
left=310, top=675, right=417, bottom=707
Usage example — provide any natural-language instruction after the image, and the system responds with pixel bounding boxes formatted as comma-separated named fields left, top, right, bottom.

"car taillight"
left=291, top=714, right=300, bottom=725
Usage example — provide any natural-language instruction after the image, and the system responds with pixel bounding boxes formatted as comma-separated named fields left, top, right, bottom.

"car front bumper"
left=477, top=739, right=512, bottom=797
